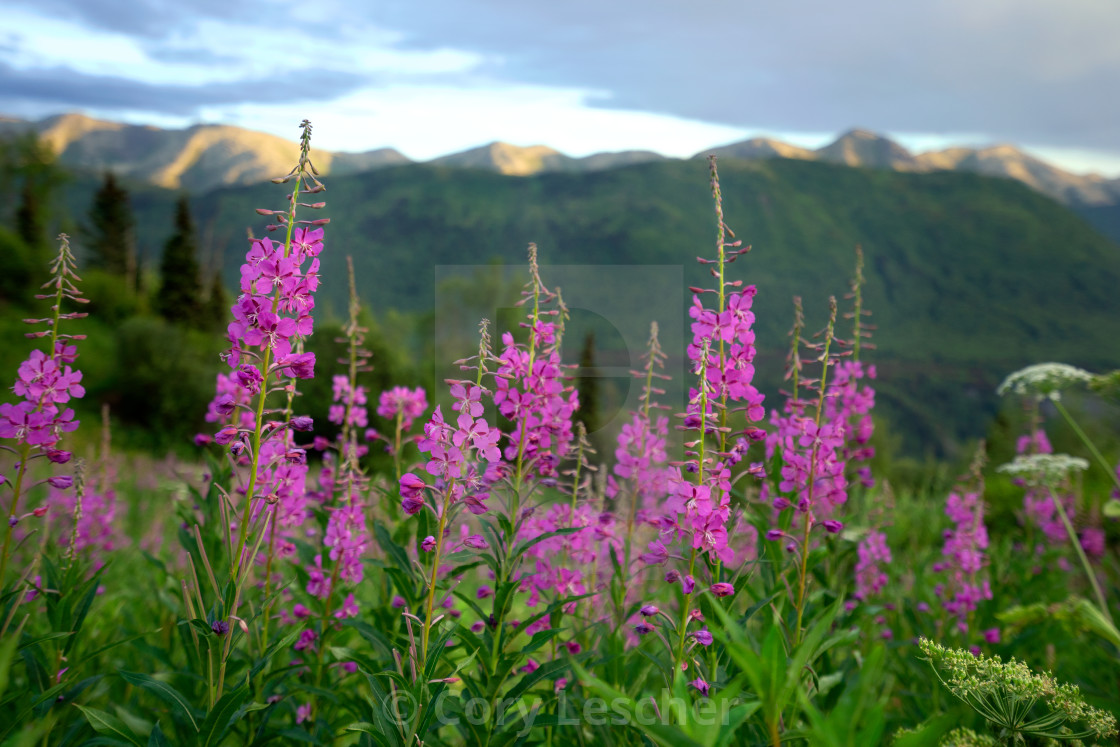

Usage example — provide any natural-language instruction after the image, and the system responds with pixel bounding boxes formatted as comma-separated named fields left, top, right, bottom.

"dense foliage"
left=0, top=122, right=1118, bottom=747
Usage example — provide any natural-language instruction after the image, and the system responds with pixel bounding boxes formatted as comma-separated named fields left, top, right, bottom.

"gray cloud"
left=6, top=0, right=268, bottom=38
left=0, top=62, right=369, bottom=114
left=365, top=0, right=1120, bottom=152
left=8, top=0, right=1120, bottom=154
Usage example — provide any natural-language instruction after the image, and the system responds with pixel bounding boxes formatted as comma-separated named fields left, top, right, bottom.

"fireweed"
left=607, top=322, right=675, bottom=631
left=998, top=453, right=1111, bottom=629
left=47, top=405, right=118, bottom=567
left=930, top=446, right=995, bottom=647
left=2, top=127, right=1116, bottom=747
left=286, top=257, right=373, bottom=725
left=192, top=120, right=329, bottom=703
left=633, top=157, right=767, bottom=691
left=0, top=234, right=86, bottom=596
left=764, top=296, right=848, bottom=643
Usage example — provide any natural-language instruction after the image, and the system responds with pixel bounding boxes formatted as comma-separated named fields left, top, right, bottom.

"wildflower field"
left=2, top=121, right=1119, bottom=747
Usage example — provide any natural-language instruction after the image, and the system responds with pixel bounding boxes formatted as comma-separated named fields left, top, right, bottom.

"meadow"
left=1, top=121, right=1118, bottom=746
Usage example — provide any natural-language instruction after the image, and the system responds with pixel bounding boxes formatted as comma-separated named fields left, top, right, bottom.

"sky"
left=2, top=0, right=1119, bottom=176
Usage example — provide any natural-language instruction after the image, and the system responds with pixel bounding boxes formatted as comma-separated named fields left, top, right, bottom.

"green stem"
left=1047, top=486, right=1113, bottom=625
left=0, top=444, right=32, bottom=590
left=1053, top=399, right=1120, bottom=493
left=421, top=501, right=450, bottom=664
left=793, top=303, right=836, bottom=646
left=393, top=411, right=403, bottom=482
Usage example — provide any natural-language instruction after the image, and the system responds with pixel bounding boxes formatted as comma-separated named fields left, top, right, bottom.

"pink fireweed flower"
left=823, top=360, right=877, bottom=475
left=709, top=582, right=734, bottom=597
left=378, top=386, right=428, bottom=430
left=854, top=531, right=891, bottom=603
left=334, top=593, right=360, bottom=619
left=933, top=491, right=992, bottom=631
left=329, top=374, right=368, bottom=428
left=323, top=499, right=368, bottom=585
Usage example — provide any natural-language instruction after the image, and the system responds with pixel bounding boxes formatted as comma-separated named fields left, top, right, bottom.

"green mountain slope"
left=181, top=158, right=1120, bottom=452
left=17, top=156, right=1120, bottom=454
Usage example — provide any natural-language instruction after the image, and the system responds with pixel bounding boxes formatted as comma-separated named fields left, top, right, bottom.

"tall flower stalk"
left=207, top=120, right=327, bottom=700
left=1, top=234, right=86, bottom=593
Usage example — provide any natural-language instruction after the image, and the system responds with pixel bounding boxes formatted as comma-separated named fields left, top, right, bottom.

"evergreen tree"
left=201, top=270, right=229, bottom=331
left=15, top=180, right=45, bottom=255
left=87, top=171, right=136, bottom=277
left=157, top=196, right=203, bottom=324
left=575, top=330, right=604, bottom=458
left=5, top=134, right=65, bottom=259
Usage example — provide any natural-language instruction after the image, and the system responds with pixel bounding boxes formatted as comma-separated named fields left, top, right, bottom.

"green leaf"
left=198, top=684, right=250, bottom=747
left=74, top=704, right=145, bottom=747
left=249, top=629, right=300, bottom=681
left=0, top=628, right=21, bottom=703
left=1104, top=498, right=1120, bottom=519
left=499, top=655, right=581, bottom=723
left=118, top=670, right=199, bottom=733
left=374, top=522, right=415, bottom=579
left=510, top=528, right=581, bottom=563
left=147, top=721, right=172, bottom=747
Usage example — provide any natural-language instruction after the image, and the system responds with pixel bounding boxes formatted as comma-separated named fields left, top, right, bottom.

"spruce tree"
left=87, top=171, right=135, bottom=277
left=15, top=180, right=45, bottom=256
left=201, top=270, right=229, bottom=331
left=157, top=196, right=203, bottom=324
left=8, top=133, right=65, bottom=260
left=575, top=330, right=604, bottom=457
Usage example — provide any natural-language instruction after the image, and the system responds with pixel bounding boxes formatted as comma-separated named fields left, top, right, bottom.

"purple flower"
left=822, top=520, right=843, bottom=534
left=983, top=628, right=1000, bottom=644
left=46, top=476, right=73, bottom=489
left=214, top=425, right=240, bottom=445
left=464, top=534, right=488, bottom=550
left=639, top=604, right=660, bottom=617
left=689, top=678, right=710, bottom=696
left=709, top=582, right=734, bottom=597
left=234, top=364, right=263, bottom=395
left=280, top=352, right=316, bottom=379
left=211, top=620, right=230, bottom=636
left=421, top=535, right=437, bottom=552
left=692, top=629, right=714, bottom=646
left=334, top=593, right=360, bottom=620
left=294, top=629, right=318, bottom=651
left=46, top=449, right=72, bottom=464
left=290, top=415, right=314, bottom=432
left=634, top=621, right=655, bottom=636
left=378, top=386, right=429, bottom=430
left=399, top=473, right=428, bottom=514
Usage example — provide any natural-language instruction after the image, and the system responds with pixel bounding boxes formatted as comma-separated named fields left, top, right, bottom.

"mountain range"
left=3, top=113, right=1119, bottom=208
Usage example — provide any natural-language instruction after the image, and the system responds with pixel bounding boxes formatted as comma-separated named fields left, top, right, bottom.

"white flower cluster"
left=997, top=454, right=1089, bottom=487
left=919, top=637, right=1118, bottom=741
left=996, top=363, right=1093, bottom=401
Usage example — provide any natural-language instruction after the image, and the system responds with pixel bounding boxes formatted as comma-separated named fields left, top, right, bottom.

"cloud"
left=5, top=0, right=1120, bottom=157
left=0, top=62, right=369, bottom=115
left=4, top=0, right=269, bottom=38
left=363, top=0, right=1120, bottom=152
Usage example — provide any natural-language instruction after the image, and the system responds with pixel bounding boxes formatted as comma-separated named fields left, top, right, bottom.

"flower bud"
left=709, top=582, right=734, bottom=597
